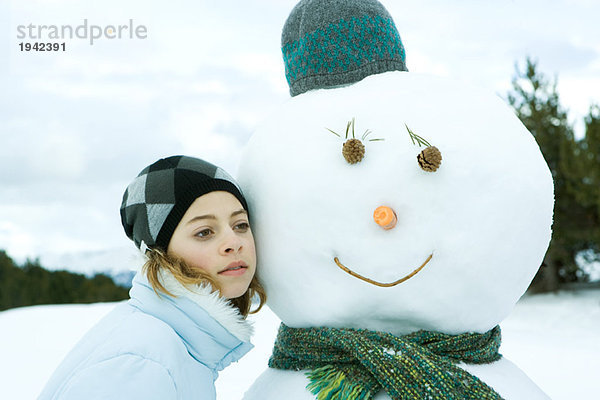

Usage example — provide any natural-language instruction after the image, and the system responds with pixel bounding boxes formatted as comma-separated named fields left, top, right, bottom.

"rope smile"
left=333, top=254, right=433, bottom=287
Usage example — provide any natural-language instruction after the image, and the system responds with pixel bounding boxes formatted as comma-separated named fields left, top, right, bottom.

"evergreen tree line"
left=0, top=250, right=129, bottom=311
left=508, top=58, right=600, bottom=292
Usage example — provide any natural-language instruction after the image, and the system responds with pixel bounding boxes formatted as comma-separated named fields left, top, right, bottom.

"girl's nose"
left=373, top=205, right=397, bottom=230
left=221, top=230, right=243, bottom=254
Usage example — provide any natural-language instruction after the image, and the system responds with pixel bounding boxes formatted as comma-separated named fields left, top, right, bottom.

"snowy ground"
left=1, top=290, right=598, bottom=399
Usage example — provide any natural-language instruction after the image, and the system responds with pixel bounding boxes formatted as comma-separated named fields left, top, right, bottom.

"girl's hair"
left=142, top=249, right=266, bottom=317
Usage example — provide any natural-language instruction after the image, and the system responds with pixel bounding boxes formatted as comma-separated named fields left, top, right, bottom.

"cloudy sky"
left=1, top=0, right=599, bottom=269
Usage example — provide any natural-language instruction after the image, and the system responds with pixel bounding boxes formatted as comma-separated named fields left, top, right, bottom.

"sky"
left=1, top=0, right=599, bottom=268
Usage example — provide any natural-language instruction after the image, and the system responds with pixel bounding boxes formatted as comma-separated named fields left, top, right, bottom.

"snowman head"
left=237, top=0, right=553, bottom=336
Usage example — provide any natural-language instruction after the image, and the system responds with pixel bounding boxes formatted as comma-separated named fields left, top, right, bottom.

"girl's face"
left=167, top=191, right=256, bottom=299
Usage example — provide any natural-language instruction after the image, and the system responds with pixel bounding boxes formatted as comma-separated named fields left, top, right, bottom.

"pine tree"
left=562, top=105, right=600, bottom=269
left=0, top=250, right=129, bottom=311
left=507, top=58, right=597, bottom=291
left=580, top=105, right=600, bottom=220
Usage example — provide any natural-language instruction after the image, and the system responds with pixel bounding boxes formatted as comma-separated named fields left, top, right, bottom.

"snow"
left=235, top=69, right=557, bottom=398
left=500, top=290, right=600, bottom=400
left=238, top=72, right=554, bottom=337
left=576, top=250, right=600, bottom=282
left=0, top=290, right=598, bottom=399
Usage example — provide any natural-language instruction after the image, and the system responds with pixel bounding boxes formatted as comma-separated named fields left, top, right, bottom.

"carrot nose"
left=373, top=206, right=397, bottom=230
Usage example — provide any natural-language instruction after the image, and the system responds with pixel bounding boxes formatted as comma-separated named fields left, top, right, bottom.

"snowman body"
left=238, top=72, right=553, bottom=399
left=244, top=359, right=547, bottom=400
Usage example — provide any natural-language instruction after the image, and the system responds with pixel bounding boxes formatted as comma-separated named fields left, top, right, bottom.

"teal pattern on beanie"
left=269, top=323, right=504, bottom=400
left=282, top=0, right=408, bottom=97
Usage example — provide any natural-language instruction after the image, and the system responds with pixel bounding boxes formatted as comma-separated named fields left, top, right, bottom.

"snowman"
left=238, top=0, right=553, bottom=399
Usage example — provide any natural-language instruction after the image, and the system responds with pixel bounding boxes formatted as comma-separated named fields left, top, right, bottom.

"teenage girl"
left=39, top=155, right=266, bottom=399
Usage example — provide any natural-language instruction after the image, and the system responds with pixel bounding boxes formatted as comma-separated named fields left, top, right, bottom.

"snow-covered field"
left=1, top=290, right=598, bottom=399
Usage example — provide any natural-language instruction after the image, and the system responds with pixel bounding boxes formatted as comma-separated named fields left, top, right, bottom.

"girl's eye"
left=195, top=228, right=213, bottom=238
left=234, top=222, right=250, bottom=232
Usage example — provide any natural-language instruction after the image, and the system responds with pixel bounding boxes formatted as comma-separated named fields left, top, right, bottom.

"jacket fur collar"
left=157, top=269, right=254, bottom=342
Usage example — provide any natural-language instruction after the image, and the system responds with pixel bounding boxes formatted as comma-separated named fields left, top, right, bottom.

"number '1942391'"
left=19, top=42, right=66, bottom=51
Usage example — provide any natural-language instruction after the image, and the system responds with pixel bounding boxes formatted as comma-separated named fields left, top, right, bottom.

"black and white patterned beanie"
left=120, top=155, right=248, bottom=252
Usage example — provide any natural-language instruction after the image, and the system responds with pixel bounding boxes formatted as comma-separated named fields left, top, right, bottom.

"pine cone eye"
left=342, top=138, right=366, bottom=164
left=327, top=118, right=382, bottom=165
left=417, top=146, right=442, bottom=172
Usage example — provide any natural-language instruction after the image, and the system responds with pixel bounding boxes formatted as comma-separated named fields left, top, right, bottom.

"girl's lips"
left=218, top=261, right=248, bottom=276
left=218, top=266, right=248, bottom=276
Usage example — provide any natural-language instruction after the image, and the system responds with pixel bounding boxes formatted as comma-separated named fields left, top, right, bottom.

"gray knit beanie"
left=120, top=155, right=248, bottom=253
left=282, top=0, right=408, bottom=97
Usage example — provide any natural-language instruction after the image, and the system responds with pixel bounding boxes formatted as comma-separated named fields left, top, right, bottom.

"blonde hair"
left=143, top=249, right=266, bottom=317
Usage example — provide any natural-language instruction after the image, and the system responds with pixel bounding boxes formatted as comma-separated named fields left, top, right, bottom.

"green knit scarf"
left=268, top=323, right=504, bottom=400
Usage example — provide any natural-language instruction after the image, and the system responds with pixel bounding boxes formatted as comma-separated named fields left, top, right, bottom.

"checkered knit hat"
left=120, top=155, right=248, bottom=252
left=282, top=0, right=408, bottom=97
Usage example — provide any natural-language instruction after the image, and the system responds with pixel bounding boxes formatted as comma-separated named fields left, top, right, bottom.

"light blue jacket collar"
left=129, top=272, right=253, bottom=373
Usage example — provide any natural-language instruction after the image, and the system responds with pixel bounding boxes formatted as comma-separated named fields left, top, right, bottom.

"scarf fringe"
left=307, top=366, right=373, bottom=400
